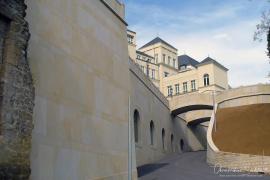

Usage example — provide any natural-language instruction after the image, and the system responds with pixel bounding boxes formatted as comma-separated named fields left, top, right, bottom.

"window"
left=167, top=86, right=173, bottom=96
left=191, top=80, right=196, bottom=91
left=127, top=35, right=134, bottom=44
left=141, top=66, right=144, bottom=73
left=180, top=65, right=187, bottom=70
left=175, top=84, right=180, bottom=95
left=168, top=56, right=171, bottom=65
left=154, top=54, right=158, bottom=63
left=183, top=82, right=188, bottom=93
left=163, top=54, right=166, bottom=63
left=204, top=74, right=210, bottom=86
left=162, top=128, right=165, bottom=150
left=173, top=59, right=176, bottom=68
left=137, top=55, right=140, bottom=59
left=142, top=56, right=146, bottom=61
left=164, top=72, right=169, bottom=77
left=151, top=69, right=155, bottom=79
left=171, top=134, right=174, bottom=152
left=150, top=121, right=155, bottom=145
left=134, top=110, right=140, bottom=143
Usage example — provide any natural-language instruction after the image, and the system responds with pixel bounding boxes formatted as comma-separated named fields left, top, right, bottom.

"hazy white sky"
left=124, top=0, right=270, bottom=87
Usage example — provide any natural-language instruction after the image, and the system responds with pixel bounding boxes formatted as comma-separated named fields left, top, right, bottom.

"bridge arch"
left=169, top=93, right=213, bottom=116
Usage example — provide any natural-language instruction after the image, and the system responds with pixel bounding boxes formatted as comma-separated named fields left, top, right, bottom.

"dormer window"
left=180, top=65, right=187, bottom=70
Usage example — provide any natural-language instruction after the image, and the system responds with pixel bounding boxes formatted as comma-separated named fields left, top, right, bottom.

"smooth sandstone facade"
left=140, top=42, right=178, bottom=69
left=162, top=63, right=228, bottom=96
left=127, top=32, right=229, bottom=99
left=129, top=60, right=208, bottom=166
left=26, top=0, right=135, bottom=179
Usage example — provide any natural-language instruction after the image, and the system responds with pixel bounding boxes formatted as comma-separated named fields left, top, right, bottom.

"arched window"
left=180, top=139, right=184, bottom=151
left=203, top=74, right=210, bottom=86
left=150, top=121, right=155, bottom=145
left=162, top=128, right=165, bottom=150
left=171, top=134, right=174, bottom=152
left=134, top=110, right=140, bottom=143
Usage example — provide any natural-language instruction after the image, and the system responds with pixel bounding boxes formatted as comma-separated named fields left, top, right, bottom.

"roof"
left=178, top=55, right=199, bottom=69
left=127, top=29, right=136, bottom=34
left=198, top=57, right=228, bottom=71
left=139, top=37, right=177, bottom=51
left=136, top=51, right=154, bottom=59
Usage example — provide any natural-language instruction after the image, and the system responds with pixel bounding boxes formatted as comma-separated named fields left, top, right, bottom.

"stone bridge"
left=184, top=110, right=212, bottom=126
left=169, top=93, right=214, bottom=115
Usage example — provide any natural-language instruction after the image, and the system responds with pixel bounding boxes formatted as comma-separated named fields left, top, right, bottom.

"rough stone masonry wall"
left=0, top=0, right=34, bottom=179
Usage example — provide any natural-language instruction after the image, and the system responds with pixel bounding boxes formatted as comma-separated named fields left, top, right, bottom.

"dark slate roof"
left=178, top=55, right=199, bottom=69
left=198, top=57, right=228, bottom=71
left=136, top=51, right=154, bottom=59
left=139, top=37, right=177, bottom=50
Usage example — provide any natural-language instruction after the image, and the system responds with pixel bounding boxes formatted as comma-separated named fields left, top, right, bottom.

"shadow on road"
left=137, top=163, right=169, bottom=177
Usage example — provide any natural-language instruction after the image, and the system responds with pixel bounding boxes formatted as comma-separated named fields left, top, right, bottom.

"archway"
left=171, top=134, right=174, bottom=152
left=162, top=128, right=165, bottom=150
left=134, top=110, right=140, bottom=143
left=150, top=121, right=155, bottom=145
left=180, top=139, right=184, bottom=151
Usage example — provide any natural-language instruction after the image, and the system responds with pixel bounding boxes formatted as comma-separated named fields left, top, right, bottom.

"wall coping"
left=129, top=59, right=169, bottom=109
left=100, top=0, right=128, bottom=26
left=216, top=84, right=270, bottom=104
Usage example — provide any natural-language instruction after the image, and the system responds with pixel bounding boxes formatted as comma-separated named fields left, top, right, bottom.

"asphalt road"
left=138, top=151, right=269, bottom=180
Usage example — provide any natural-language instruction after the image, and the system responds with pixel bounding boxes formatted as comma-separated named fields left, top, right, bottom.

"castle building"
left=127, top=30, right=229, bottom=96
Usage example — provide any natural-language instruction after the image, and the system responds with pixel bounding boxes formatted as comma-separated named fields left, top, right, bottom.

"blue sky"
left=123, top=0, right=270, bottom=87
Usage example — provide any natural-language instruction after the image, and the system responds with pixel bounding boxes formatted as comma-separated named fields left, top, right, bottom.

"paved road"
left=138, top=151, right=269, bottom=180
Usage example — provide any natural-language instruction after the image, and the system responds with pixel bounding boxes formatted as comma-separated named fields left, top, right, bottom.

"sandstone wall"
left=129, top=60, right=207, bottom=167
left=26, top=0, right=134, bottom=179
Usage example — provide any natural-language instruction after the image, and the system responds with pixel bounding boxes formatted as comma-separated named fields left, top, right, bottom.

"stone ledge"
left=129, top=59, right=169, bottom=109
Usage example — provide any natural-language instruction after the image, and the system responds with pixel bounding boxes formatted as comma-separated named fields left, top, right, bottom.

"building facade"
left=26, top=0, right=137, bottom=179
left=128, top=32, right=229, bottom=97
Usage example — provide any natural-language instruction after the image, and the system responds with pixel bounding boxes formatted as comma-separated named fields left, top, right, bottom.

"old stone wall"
left=0, top=0, right=35, bottom=179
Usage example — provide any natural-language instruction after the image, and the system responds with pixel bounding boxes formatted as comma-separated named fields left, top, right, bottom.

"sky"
left=123, top=0, right=270, bottom=87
